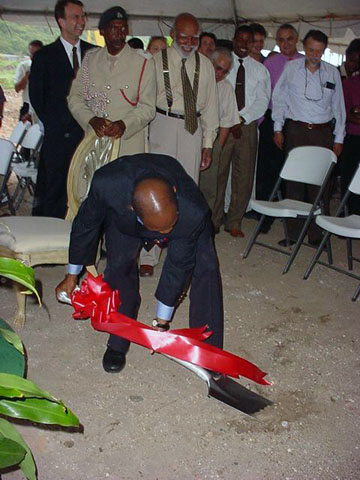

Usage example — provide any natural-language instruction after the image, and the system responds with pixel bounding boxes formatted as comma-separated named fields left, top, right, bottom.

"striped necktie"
left=235, top=58, right=245, bottom=111
left=181, top=58, right=198, bottom=135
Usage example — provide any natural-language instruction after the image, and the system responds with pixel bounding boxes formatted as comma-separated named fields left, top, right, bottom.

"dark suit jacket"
left=69, top=154, right=211, bottom=307
left=29, top=38, right=93, bottom=131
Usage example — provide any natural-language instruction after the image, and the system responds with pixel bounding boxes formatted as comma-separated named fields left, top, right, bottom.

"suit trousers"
left=213, top=122, right=258, bottom=230
left=284, top=120, right=334, bottom=243
left=33, top=125, right=84, bottom=218
left=199, top=138, right=222, bottom=211
left=340, top=134, right=360, bottom=215
left=107, top=217, right=224, bottom=352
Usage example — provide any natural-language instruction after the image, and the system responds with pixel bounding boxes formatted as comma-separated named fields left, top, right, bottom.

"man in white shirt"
left=29, top=0, right=93, bottom=218
left=199, top=47, right=239, bottom=215
left=14, top=40, right=43, bottom=122
left=272, top=29, right=346, bottom=245
left=212, top=25, right=270, bottom=237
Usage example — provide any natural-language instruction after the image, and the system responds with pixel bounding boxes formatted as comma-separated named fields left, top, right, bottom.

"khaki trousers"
left=199, top=138, right=222, bottom=211
left=213, top=122, right=258, bottom=230
left=140, top=112, right=203, bottom=266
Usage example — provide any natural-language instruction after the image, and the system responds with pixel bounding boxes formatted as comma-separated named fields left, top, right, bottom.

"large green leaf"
left=0, top=374, right=55, bottom=401
left=0, top=328, right=24, bottom=355
left=0, top=397, right=80, bottom=426
left=0, top=257, right=41, bottom=305
left=0, top=432, right=26, bottom=469
left=0, top=418, right=36, bottom=480
left=0, top=386, right=23, bottom=398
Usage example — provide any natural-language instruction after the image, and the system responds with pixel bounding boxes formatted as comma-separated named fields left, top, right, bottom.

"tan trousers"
left=199, top=138, right=222, bottom=211
left=213, top=122, right=258, bottom=230
left=140, top=112, right=203, bottom=266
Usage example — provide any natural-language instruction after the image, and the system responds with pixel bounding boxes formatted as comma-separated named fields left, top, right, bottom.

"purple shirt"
left=343, top=74, right=360, bottom=136
left=264, top=52, right=303, bottom=109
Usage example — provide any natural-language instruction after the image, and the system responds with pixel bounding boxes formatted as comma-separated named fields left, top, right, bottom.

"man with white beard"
left=140, top=12, right=218, bottom=277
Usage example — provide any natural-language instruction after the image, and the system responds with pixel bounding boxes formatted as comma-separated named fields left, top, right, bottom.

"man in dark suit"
left=56, top=154, right=224, bottom=373
left=29, top=0, right=93, bottom=218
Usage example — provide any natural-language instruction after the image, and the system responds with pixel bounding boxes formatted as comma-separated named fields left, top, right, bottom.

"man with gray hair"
left=140, top=12, right=218, bottom=277
left=199, top=47, right=239, bottom=215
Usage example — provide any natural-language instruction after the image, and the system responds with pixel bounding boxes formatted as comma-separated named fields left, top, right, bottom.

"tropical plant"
left=0, top=255, right=80, bottom=480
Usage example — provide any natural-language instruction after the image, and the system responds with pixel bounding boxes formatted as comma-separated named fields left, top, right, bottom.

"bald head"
left=132, top=178, right=178, bottom=233
left=171, top=12, right=200, bottom=58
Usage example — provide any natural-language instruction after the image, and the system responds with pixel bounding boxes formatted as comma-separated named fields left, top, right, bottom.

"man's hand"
left=200, top=148, right=212, bottom=171
left=230, top=123, right=242, bottom=139
left=103, top=120, right=126, bottom=139
left=89, top=117, right=111, bottom=137
left=153, top=318, right=171, bottom=332
left=55, top=274, right=78, bottom=302
left=333, top=143, right=343, bottom=157
left=273, top=131, right=284, bottom=150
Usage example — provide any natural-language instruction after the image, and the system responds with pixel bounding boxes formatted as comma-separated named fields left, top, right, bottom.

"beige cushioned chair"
left=0, top=133, right=118, bottom=328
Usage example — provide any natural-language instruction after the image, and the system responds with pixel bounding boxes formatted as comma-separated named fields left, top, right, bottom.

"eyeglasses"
left=304, top=67, right=324, bottom=102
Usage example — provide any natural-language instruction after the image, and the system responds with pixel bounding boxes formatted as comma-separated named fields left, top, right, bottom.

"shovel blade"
left=208, top=375, right=273, bottom=415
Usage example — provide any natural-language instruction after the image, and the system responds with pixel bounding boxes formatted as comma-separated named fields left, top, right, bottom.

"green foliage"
left=0, top=21, right=56, bottom=56
left=0, top=257, right=41, bottom=305
left=0, top=56, right=19, bottom=89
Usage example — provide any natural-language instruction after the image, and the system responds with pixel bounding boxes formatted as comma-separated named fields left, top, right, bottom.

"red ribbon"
left=71, top=273, right=271, bottom=385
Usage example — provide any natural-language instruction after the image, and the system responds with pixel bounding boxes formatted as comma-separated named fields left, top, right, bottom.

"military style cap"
left=98, top=6, right=128, bottom=30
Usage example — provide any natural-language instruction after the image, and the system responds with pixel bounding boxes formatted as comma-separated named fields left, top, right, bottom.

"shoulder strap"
left=161, top=49, right=173, bottom=111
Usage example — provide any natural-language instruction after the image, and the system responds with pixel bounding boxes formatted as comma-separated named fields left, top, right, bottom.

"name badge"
left=325, top=81, right=335, bottom=90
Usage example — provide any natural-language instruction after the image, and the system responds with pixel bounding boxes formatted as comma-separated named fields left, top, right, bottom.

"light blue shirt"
left=67, top=264, right=174, bottom=321
left=272, top=57, right=346, bottom=143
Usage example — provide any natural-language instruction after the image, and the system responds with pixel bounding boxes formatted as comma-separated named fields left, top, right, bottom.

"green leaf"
left=0, top=257, right=41, bottom=305
left=0, top=432, right=26, bottom=469
left=0, top=386, right=23, bottom=398
left=0, top=328, right=24, bottom=355
left=0, top=418, right=36, bottom=480
left=0, top=397, right=79, bottom=426
left=0, top=374, right=55, bottom=401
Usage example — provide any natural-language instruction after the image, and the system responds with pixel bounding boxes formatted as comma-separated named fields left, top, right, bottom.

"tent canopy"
left=1, top=0, right=360, bottom=52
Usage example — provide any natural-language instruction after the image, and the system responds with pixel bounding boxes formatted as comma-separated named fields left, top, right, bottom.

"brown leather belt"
left=156, top=107, right=201, bottom=120
left=291, top=120, right=332, bottom=130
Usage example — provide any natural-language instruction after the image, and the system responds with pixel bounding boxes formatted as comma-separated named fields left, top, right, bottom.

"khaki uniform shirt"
left=68, top=44, right=156, bottom=156
left=152, top=46, right=218, bottom=148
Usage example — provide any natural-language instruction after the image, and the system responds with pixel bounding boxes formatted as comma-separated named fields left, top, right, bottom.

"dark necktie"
left=72, top=46, right=79, bottom=76
left=181, top=58, right=198, bottom=135
left=235, top=58, right=245, bottom=111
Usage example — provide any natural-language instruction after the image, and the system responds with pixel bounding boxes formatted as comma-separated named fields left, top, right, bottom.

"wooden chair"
left=0, top=133, right=117, bottom=328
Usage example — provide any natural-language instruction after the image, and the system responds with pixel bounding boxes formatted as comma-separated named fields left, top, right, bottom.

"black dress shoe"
left=102, top=348, right=126, bottom=373
left=278, top=238, right=296, bottom=247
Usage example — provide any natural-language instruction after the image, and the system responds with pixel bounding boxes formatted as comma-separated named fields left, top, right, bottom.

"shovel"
left=163, top=354, right=273, bottom=416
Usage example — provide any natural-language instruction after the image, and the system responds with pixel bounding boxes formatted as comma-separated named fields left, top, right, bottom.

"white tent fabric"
left=1, top=0, right=360, bottom=52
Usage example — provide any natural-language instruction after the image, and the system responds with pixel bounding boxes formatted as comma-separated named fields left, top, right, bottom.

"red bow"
left=72, top=273, right=271, bottom=385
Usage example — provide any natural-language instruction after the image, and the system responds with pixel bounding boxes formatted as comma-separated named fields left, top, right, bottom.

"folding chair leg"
left=347, top=238, right=353, bottom=271
left=352, top=284, right=360, bottom=302
left=303, top=231, right=331, bottom=279
left=283, top=215, right=313, bottom=274
left=243, top=215, right=267, bottom=259
left=325, top=236, right=333, bottom=265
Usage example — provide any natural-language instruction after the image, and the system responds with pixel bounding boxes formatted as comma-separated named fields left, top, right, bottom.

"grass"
left=0, top=56, right=23, bottom=89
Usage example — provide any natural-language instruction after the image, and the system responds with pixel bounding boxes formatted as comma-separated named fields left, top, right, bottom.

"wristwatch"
left=152, top=319, right=170, bottom=331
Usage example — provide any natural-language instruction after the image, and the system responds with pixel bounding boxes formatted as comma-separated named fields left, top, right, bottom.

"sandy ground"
left=1, top=90, right=359, bottom=479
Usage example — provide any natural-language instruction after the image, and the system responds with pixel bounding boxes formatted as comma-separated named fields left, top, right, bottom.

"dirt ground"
left=0, top=91, right=359, bottom=480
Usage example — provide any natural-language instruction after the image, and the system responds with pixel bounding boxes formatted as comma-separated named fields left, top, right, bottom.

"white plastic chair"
left=243, top=146, right=337, bottom=273
left=8, top=121, right=30, bottom=149
left=304, top=163, right=360, bottom=301
left=11, top=124, right=43, bottom=210
left=0, top=139, right=16, bottom=214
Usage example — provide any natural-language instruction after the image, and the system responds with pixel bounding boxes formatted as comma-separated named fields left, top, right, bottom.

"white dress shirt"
left=272, top=57, right=346, bottom=143
left=60, top=36, right=81, bottom=68
left=227, top=53, right=271, bottom=124
left=217, top=78, right=239, bottom=128
left=14, top=59, right=32, bottom=103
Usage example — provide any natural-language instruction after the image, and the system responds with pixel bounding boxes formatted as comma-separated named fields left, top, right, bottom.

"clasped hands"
left=89, top=116, right=126, bottom=139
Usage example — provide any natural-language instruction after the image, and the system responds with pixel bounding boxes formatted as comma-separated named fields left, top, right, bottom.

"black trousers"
left=32, top=124, right=84, bottom=218
left=340, top=134, right=360, bottom=215
left=105, top=218, right=224, bottom=353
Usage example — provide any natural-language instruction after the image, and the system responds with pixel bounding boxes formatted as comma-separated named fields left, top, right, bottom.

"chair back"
left=9, top=122, right=30, bottom=147
left=280, top=146, right=337, bottom=186
left=21, top=124, right=43, bottom=151
left=66, top=133, right=116, bottom=221
left=349, top=164, right=360, bottom=195
left=0, top=139, right=16, bottom=176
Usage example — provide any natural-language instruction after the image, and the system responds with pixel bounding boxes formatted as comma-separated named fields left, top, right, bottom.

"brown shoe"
left=140, top=264, right=154, bottom=277
left=225, top=228, right=244, bottom=238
